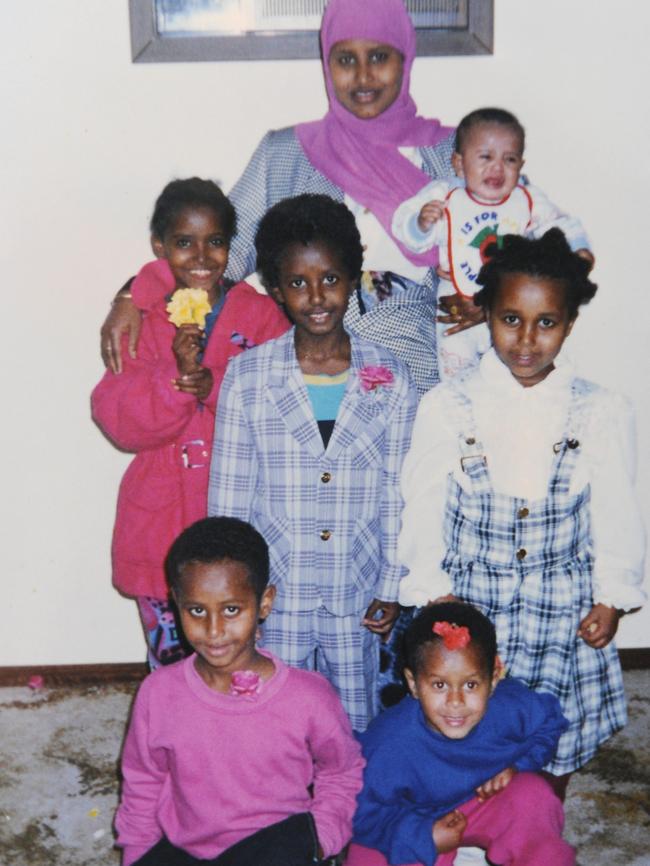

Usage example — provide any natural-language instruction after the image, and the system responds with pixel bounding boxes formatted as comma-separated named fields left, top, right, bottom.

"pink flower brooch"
left=229, top=670, right=261, bottom=698
left=358, top=365, right=394, bottom=394
left=433, top=621, right=471, bottom=651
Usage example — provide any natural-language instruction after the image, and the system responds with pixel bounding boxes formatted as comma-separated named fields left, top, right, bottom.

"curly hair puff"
left=255, top=194, right=363, bottom=290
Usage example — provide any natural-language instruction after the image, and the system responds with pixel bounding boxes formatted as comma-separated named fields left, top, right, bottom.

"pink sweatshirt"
left=91, top=260, right=289, bottom=599
left=115, top=652, right=365, bottom=865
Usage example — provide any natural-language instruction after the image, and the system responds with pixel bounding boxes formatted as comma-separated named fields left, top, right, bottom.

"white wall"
left=2, top=0, right=648, bottom=664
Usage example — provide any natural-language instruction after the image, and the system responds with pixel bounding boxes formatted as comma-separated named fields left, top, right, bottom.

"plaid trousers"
left=261, top=605, right=380, bottom=732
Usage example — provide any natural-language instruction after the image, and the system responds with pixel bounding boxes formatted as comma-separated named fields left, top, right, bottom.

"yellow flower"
left=166, top=288, right=211, bottom=329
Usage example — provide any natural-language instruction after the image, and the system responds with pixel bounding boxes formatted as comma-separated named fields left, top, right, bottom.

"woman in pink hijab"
left=101, top=0, right=455, bottom=395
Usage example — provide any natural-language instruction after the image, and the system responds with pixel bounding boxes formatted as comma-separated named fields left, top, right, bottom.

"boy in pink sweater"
left=115, top=516, right=364, bottom=866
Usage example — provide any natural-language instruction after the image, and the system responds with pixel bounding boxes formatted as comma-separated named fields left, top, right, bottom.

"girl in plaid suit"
left=399, top=230, right=645, bottom=798
left=208, top=195, right=418, bottom=731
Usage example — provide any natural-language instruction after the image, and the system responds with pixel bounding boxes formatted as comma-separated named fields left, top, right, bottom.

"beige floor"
left=0, top=671, right=648, bottom=865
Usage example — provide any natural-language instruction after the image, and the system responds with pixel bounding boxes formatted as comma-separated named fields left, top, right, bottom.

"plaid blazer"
left=208, top=330, right=418, bottom=616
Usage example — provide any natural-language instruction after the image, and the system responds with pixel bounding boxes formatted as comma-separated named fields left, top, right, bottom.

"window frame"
left=129, top=0, right=493, bottom=63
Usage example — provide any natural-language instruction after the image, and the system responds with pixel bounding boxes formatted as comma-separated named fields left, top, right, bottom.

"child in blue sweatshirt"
left=348, top=602, right=575, bottom=866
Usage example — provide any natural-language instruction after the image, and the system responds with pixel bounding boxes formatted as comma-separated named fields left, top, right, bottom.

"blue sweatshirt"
left=353, top=677, right=568, bottom=865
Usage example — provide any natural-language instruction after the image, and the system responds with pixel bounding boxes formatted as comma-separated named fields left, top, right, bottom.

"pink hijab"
left=296, top=0, right=453, bottom=267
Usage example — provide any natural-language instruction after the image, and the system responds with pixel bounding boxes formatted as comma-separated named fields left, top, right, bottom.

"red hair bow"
left=433, top=621, right=471, bottom=650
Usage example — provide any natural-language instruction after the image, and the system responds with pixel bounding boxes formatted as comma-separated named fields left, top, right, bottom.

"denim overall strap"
left=446, top=382, right=491, bottom=494
left=548, top=377, right=595, bottom=497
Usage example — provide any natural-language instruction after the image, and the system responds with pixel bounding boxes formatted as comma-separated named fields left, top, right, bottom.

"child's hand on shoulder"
left=475, top=766, right=517, bottom=802
left=433, top=809, right=466, bottom=853
left=172, top=324, right=203, bottom=376
left=418, top=200, right=445, bottom=232
left=578, top=603, right=621, bottom=648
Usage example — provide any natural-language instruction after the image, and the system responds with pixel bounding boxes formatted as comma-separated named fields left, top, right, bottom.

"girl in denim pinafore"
left=398, top=230, right=646, bottom=799
left=443, top=380, right=625, bottom=779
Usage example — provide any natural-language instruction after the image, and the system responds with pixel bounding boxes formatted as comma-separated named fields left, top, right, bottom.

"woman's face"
left=328, top=39, right=404, bottom=120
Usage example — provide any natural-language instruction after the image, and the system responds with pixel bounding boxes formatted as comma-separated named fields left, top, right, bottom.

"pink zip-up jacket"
left=92, top=259, right=289, bottom=599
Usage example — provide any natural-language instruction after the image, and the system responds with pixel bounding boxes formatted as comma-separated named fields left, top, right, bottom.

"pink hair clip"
left=433, top=621, right=471, bottom=651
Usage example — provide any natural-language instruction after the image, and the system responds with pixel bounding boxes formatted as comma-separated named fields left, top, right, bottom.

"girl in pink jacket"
left=92, top=178, right=288, bottom=667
